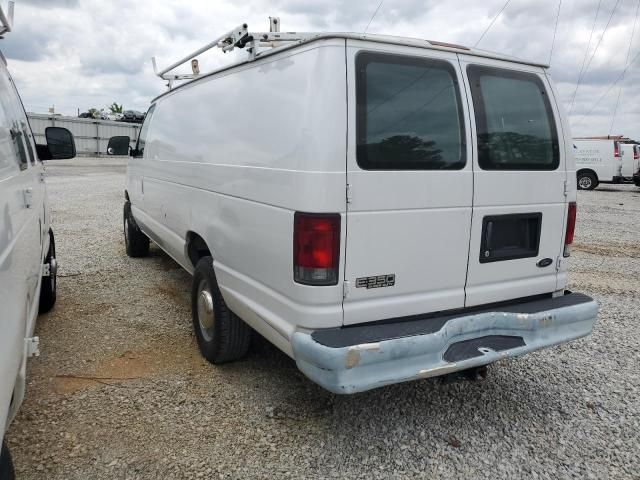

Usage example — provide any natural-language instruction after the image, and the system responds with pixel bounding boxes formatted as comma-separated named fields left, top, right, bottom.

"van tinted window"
left=467, top=66, right=559, bottom=171
left=356, top=52, right=466, bottom=170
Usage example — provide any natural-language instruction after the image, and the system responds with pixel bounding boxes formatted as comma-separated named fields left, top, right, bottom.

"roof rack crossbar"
left=0, top=1, right=15, bottom=36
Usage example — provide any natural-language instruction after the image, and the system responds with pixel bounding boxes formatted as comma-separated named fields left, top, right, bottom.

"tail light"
left=563, top=202, right=577, bottom=257
left=614, top=142, right=620, bottom=158
left=634, top=147, right=639, bottom=161
left=293, top=212, right=340, bottom=285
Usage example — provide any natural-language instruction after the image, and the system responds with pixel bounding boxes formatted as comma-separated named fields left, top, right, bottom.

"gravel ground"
left=5, top=157, right=639, bottom=479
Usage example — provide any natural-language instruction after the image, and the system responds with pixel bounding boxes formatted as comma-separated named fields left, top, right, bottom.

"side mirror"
left=107, top=136, right=131, bottom=155
left=44, top=127, right=76, bottom=160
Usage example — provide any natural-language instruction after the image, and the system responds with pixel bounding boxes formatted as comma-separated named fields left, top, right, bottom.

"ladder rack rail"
left=0, top=1, right=15, bottom=36
left=151, top=18, right=320, bottom=88
left=153, top=23, right=249, bottom=79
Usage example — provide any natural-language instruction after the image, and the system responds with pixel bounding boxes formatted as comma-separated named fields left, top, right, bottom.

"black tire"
left=577, top=172, right=598, bottom=190
left=123, top=202, right=149, bottom=257
left=0, top=441, right=15, bottom=480
left=191, top=256, right=251, bottom=364
left=39, top=229, right=57, bottom=314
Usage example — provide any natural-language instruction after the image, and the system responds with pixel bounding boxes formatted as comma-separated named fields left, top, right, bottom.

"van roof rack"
left=152, top=16, right=548, bottom=91
left=152, top=17, right=320, bottom=89
left=0, top=1, right=15, bottom=37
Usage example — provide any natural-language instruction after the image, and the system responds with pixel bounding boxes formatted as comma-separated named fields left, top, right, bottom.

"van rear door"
left=342, top=41, right=473, bottom=325
left=459, top=57, right=568, bottom=306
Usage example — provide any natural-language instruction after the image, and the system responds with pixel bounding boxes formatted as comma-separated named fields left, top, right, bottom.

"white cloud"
left=1, top=0, right=639, bottom=139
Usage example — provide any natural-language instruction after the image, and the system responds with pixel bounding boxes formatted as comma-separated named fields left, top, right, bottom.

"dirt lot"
left=5, top=157, right=640, bottom=479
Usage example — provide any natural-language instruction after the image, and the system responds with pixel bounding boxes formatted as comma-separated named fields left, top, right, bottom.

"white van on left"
left=0, top=3, right=76, bottom=477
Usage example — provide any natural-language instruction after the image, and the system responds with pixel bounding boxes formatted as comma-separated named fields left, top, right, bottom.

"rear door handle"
left=24, top=188, right=33, bottom=209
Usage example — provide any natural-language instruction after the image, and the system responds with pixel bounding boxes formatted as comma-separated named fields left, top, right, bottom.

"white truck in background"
left=634, top=145, right=640, bottom=187
left=0, top=3, right=76, bottom=477
left=573, top=138, right=623, bottom=190
left=620, top=143, right=639, bottom=180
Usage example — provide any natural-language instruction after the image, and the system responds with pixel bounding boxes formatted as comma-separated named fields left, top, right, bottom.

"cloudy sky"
left=2, top=0, right=640, bottom=139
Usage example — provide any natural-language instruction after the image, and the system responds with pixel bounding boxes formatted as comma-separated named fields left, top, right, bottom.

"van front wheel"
left=577, top=172, right=598, bottom=190
left=123, top=202, right=149, bottom=257
left=0, top=441, right=15, bottom=480
left=39, top=229, right=57, bottom=314
left=191, top=256, right=251, bottom=364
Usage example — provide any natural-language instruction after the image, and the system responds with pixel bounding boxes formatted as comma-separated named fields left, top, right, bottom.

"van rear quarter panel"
left=140, top=41, right=348, bottom=343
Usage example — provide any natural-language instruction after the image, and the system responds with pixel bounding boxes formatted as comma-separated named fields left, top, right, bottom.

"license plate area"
left=480, top=213, right=542, bottom=263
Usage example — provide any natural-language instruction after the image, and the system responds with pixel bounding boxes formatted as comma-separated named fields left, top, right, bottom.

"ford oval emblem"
left=537, top=258, right=553, bottom=268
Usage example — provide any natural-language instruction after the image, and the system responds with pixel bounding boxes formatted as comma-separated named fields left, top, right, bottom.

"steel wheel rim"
left=197, top=278, right=215, bottom=342
left=579, top=176, right=592, bottom=189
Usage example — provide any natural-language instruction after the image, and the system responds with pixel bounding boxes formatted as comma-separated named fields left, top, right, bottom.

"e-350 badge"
left=355, top=274, right=396, bottom=289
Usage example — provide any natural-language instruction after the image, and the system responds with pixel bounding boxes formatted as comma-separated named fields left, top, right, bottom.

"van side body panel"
left=138, top=41, right=348, bottom=346
left=0, top=60, right=49, bottom=440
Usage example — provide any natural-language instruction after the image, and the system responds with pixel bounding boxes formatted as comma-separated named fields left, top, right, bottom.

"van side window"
left=134, top=105, right=156, bottom=158
left=467, top=65, right=560, bottom=171
left=356, top=52, right=466, bottom=170
left=0, top=72, right=28, bottom=171
left=0, top=101, right=19, bottom=178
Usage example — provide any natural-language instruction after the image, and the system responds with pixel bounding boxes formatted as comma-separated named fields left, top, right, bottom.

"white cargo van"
left=0, top=4, right=76, bottom=476
left=573, top=138, right=623, bottom=189
left=110, top=22, right=598, bottom=394
left=620, top=143, right=639, bottom=180
left=634, top=145, right=640, bottom=187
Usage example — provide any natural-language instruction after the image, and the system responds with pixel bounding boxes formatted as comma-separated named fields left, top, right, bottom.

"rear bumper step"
left=291, top=292, right=598, bottom=394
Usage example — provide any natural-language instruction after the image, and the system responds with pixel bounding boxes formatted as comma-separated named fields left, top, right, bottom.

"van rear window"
left=356, top=52, right=466, bottom=170
left=467, top=65, right=559, bottom=171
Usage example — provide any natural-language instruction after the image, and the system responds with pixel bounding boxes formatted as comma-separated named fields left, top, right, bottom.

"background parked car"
left=121, top=110, right=145, bottom=123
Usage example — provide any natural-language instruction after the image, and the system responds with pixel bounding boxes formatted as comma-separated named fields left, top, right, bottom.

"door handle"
left=24, top=188, right=33, bottom=209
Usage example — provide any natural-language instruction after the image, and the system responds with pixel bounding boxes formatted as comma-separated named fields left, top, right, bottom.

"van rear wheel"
left=191, top=256, right=251, bottom=364
left=124, top=202, right=149, bottom=257
left=39, top=229, right=57, bottom=314
left=577, top=172, right=598, bottom=190
left=0, top=441, right=15, bottom=480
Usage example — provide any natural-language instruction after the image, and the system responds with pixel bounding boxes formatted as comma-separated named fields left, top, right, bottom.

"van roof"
left=317, top=32, right=548, bottom=68
left=153, top=31, right=548, bottom=103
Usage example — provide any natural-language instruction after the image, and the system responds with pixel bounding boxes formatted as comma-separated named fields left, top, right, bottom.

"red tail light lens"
left=634, top=147, right=639, bottom=160
left=293, top=212, right=341, bottom=285
left=564, top=202, right=577, bottom=257
left=614, top=142, right=620, bottom=158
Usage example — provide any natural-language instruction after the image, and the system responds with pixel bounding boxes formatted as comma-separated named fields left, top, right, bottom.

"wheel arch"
left=577, top=168, right=598, bottom=181
left=185, top=231, right=213, bottom=269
